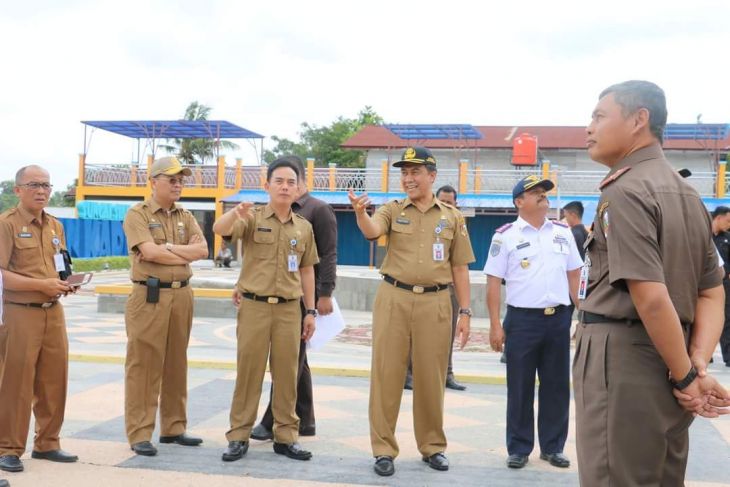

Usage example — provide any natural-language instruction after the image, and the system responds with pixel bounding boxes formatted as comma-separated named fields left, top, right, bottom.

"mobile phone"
left=146, top=277, right=160, bottom=303
left=66, top=272, right=93, bottom=286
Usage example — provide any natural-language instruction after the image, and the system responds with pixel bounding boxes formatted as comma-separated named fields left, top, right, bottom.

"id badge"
left=433, top=242, right=445, bottom=261
left=288, top=253, right=299, bottom=272
left=578, top=264, right=589, bottom=300
left=54, top=253, right=66, bottom=273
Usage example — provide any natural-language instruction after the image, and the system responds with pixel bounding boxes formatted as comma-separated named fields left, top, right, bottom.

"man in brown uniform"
left=123, top=157, right=209, bottom=456
left=348, top=147, right=475, bottom=477
left=575, top=80, right=730, bottom=486
left=0, top=165, right=78, bottom=473
left=214, top=158, right=318, bottom=462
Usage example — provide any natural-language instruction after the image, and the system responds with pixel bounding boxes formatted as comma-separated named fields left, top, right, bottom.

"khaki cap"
left=150, top=157, right=192, bottom=177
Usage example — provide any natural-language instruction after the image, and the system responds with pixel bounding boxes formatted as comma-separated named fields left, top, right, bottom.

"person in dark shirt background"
left=711, top=205, right=730, bottom=366
left=562, top=201, right=588, bottom=260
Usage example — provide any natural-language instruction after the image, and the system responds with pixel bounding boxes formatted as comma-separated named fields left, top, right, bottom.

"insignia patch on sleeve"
left=490, top=240, right=502, bottom=257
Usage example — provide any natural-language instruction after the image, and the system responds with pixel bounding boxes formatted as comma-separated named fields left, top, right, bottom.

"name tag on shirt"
left=578, top=264, right=589, bottom=300
left=54, top=253, right=66, bottom=273
left=288, top=254, right=299, bottom=272
left=257, top=227, right=272, bottom=232
left=433, top=242, right=445, bottom=261
left=17, top=232, right=32, bottom=238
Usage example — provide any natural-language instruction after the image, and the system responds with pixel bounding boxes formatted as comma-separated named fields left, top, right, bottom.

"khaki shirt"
left=0, top=206, right=67, bottom=303
left=582, top=144, right=722, bottom=323
left=231, top=205, right=319, bottom=299
left=372, top=195, right=475, bottom=285
left=123, top=199, right=204, bottom=282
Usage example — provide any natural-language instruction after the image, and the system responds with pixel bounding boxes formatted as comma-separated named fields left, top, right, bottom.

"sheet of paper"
left=307, top=297, right=346, bottom=351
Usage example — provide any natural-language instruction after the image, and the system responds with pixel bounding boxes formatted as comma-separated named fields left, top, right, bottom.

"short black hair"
left=436, top=184, right=457, bottom=201
left=267, top=158, right=300, bottom=182
left=599, top=80, right=667, bottom=143
left=272, top=155, right=305, bottom=180
left=563, top=201, right=584, bottom=218
left=712, top=206, right=730, bottom=219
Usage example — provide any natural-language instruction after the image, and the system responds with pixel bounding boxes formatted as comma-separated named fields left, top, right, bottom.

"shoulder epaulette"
left=293, top=212, right=306, bottom=220
left=551, top=220, right=569, bottom=228
left=495, top=223, right=512, bottom=233
left=0, top=208, right=17, bottom=219
left=599, top=167, right=631, bottom=190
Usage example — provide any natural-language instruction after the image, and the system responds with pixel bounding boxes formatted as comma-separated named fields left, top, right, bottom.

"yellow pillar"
left=259, top=166, right=267, bottom=189
left=216, top=155, right=226, bottom=190
left=381, top=160, right=389, bottom=192
left=307, top=158, right=315, bottom=191
left=75, top=154, right=86, bottom=207
left=550, top=170, right=558, bottom=194
left=235, top=158, right=242, bottom=190
left=328, top=164, right=336, bottom=191
left=145, top=154, right=154, bottom=199
left=542, top=160, right=550, bottom=180
left=474, top=166, right=482, bottom=193
left=130, top=165, right=137, bottom=186
left=458, top=161, right=468, bottom=195
left=717, top=160, right=727, bottom=199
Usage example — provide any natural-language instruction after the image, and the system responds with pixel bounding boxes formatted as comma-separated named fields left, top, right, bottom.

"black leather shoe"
left=159, top=432, right=202, bottom=446
left=273, top=442, right=312, bottom=461
left=299, top=424, right=316, bottom=437
left=130, top=441, right=158, bottom=456
left=507, top=454, right=528, bottom=468
left=540, top=452, right=570, bottom=468
left=221, top=441, right=248, bottom=462
left=31, top=449, right=78, bottom=463
left=250, top=423, right=273, bottom=441
left=445, top=374, right=467, bottom=391
left=0, top=478, right=9, bottom=487
left=422, top=452, right=449, bottom=471
left=0, top=455, right=23, bottom=472
left=404, top=375, right=413, bottom=390
left=373, top=456, right=394, bottom=476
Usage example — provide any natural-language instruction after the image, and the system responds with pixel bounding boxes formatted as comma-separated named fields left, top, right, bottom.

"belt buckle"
left=171, top=281, right=182, bottom=289
left=41, top=302, right=54, bottom=309
left=544, top=307, right=556, bottom=315
left=267, top=296, right=280, bottom=304
left=412, top=285, right=425, bottom=294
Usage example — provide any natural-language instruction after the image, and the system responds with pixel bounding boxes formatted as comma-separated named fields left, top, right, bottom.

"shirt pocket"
left=251, top=230, right=276, bottom=258
left=15, top=236, right=39, bottom=252
left=148, top=225, right=166, bottom=244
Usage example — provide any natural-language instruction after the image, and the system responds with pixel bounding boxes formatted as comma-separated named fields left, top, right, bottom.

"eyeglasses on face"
left=157, top=176, right=185, bottom=186
left=18, top=182, right=53, bottom=191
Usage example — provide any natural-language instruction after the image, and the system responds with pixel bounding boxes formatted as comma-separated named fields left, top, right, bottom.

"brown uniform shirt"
left=582, top=144, right=722, bottom=323
left=231, top=204, right=319, bottom=299
left=373, top=195, right=475, bottom=285
left=123, top=199, right=204, bottom=282
left=0, top=206, right=67, bottom=303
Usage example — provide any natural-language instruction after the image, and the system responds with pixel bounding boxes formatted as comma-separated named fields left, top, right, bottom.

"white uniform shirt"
left=483, top=217, right=583, bottom=308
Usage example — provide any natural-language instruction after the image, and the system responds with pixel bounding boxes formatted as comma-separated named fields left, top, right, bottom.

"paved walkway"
left=2, top=268, right=729, bottom=486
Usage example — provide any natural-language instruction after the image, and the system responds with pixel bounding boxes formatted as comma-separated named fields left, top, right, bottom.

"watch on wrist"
left=670, top=365, right=698, bottom=390
left=458, top=308, right=473, bottom=317
left=165, top=242, right=173, bottom=252
left=305, top=309, right=318, bottom=317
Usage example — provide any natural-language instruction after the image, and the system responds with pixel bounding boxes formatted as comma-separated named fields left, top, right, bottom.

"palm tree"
left=159, top=101, right=239, bottom=164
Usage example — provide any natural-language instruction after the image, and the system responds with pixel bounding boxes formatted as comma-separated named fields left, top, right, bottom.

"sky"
left=1, top=0, right=728, bottom=190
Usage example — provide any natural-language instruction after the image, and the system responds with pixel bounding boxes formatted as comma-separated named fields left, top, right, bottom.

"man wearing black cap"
left=348, top=147, right=475, bottom=477
left=483, top=175, right=582, bottom=470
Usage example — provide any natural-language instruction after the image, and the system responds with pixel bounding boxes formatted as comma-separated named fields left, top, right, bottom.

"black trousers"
left=504, top=304, right=571, bottom=456
left=259, top=302, right=315, bottom=430
left=721, top=282, right=730, bottom=364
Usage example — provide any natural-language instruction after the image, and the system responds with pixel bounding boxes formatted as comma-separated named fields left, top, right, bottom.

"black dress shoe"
left=540, top=452, right=570, bottom=468
left=31, top=449, right=78, bottom=463
left=273, top=442, right=312, bottom=461
left=445, top=374, right=467, bottom=391
left=130, top=441, right=158, bottom=456
left=404, top=375, right=413, bottom=390
left=159, top=432, right=202, bottom=446
left=0, top=455, right=23, bottom=472
left=250, top=423, right=273, bottom=441
left=221, top=441, right=248, bottom=462
left=507, top=454, right=528, bottom=468
left=0, top=478, right=9, bottom=487
left=373, top=456, right=394, bottom=476
left=299, top=424, right=316, bottom=437
left=422, top=452, right=449, bottom=471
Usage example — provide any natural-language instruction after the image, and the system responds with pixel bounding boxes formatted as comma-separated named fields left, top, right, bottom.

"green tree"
left=0, top=180, right=19, bottom=213
left=160, top=101, right=240, bottom=165
left=264, top=106, right=383, bottom=167
left=49, top=181, right=77, bottom=207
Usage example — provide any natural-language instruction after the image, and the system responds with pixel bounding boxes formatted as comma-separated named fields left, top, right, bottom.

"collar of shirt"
left=263, top=203, right=293, bottom=223
left=15, top=205, right=45, bottom=226
left=604, top=142, right=663, bottom=181
left=146, top=198, right=179, bottom=215
left=515, top=216, right=551, bottom=233
left=401, top=194, right=444, bottom=212
left=293, top=191, right=310, bottom=209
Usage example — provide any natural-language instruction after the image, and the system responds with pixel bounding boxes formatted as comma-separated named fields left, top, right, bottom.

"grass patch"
left=72, top=256, right=130, bottom=272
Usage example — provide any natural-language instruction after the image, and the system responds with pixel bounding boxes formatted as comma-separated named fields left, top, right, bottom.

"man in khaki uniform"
left=575, top=80, right=730, bottom=486
left=0, top=165, right=78, bottom=473
left=123, top=157, right=209, bottom=456
left=214, top=158, right=318, bottom=462
left=348, top=147, right=475, bottom=477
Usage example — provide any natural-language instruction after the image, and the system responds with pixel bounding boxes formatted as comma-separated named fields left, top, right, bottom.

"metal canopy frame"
left=384, top=124, right=483, bottom=140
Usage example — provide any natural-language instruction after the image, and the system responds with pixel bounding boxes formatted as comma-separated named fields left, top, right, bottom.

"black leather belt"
left=581, top=311, right=641, bottom=325
left=242, top=293, right=296, bottom=304
left=383, top=275, right=449, bottom=294
left=508, top=304, right=568, bottom=316
left=133, top=280, right=189, bottom=289
left=6, top=300, right=57, bottom=309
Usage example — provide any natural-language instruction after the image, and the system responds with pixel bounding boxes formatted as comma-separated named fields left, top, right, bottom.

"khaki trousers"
left=369, top=282, right=452, bottom=458
left=573, top=321, right=693, bottom=487
left=124, top=285, right=193, bottom=444
left=226, top=298, right=301, bottom=444
left=0, top=302, right=68, bottom=456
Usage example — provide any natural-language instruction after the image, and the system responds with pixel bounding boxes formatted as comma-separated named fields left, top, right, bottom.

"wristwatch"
left=305, top=309, right=318, bottom=317
left=165, top=242, right=174, bottom=252
left=458, top=308, right=473, bottom=317
left=670, top=365, right=698, bottom=390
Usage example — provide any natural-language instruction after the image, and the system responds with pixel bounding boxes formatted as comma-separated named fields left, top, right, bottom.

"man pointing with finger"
left=348, top=146, right=475, bottom=477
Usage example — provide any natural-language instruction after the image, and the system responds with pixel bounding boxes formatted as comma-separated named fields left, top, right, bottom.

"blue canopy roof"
left=82, top=120, right=264, bottom=139
left=384, top=124, right=483, bottom=140
left=664, top=123, right=730, bottom=140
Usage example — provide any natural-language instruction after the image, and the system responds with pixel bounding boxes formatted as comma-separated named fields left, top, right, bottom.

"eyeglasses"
left=156, top=176, right=185, bottom=186
left=18, top=182, right=53, bottom=191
